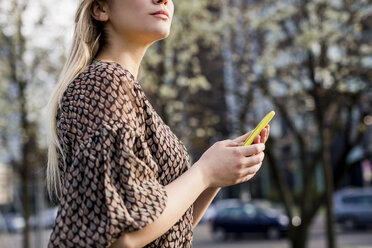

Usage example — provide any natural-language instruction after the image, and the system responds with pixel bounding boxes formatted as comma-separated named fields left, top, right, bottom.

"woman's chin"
left=157, top=31, right=170, bottom=40
left=147, top=29, right=171, bottom=42
left=131, top=26, right=171, bottom=45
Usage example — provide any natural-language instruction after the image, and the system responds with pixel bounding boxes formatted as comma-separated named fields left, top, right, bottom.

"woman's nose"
left=153, top=0, right=168, bottom=5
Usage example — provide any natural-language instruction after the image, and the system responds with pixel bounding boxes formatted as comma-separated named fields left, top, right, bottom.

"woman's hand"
left=194, top=125, right=270, bottom=188
left=195, top=141, right=265, bottom=188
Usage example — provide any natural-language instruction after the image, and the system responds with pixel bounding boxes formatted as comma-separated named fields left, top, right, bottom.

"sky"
left=0, top=0, right=78, bottom=163
left=24, top=0, right=76, bottom=48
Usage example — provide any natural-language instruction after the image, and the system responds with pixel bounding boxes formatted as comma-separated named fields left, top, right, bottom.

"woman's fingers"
left=265, top=125, right=270, bottom=142
left=235, top=153, right=265, bottom=183
left=254, top=135, right=261, bottom=144
left=234, top=143, right=265, bottom=157
left=241, top=152, right=265, bottom=167
left=260, top=127, right=266, bottom=143
left=261, top=125, right=270, bottom=143
left=235, top=162, right=262, bottom=184
left=251, top=125, right=270, bottom=144
left=241, top=161, right=263, bottom=177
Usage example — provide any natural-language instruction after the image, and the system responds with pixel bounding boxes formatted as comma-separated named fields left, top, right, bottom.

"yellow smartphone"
left=241, top=111, right=275, bottom=146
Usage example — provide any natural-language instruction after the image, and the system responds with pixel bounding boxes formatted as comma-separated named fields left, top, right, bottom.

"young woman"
left=46, top=0, right=270, bottom=247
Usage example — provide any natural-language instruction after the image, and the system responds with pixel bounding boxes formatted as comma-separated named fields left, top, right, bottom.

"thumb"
left=233, top=131, right=253, bottom=143
left=224, top=139, right=240, bottom=147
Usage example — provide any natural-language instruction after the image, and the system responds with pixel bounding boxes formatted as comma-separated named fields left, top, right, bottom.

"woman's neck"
left=95, top=41, right=149, bottom=80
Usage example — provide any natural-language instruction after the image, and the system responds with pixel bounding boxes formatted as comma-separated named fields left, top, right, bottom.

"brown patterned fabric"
left=48, top=60, right=193, bottom=248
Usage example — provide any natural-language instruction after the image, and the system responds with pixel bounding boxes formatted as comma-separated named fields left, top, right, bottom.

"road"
left=193, top=224, right=372, bottom=248
left=1, top=215, right=371, bottom=248
left=193, top=215, right=372, bottom=248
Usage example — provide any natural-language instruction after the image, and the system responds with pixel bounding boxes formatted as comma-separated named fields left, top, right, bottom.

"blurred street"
left=0, top=0, right=371, bottom=247
left=193, top=215, right=372, bottom=248
left=1, top=215, right=371, bottom=248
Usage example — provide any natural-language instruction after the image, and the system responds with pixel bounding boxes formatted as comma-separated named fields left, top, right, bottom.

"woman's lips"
left=150, top=10, right=169, bottom=20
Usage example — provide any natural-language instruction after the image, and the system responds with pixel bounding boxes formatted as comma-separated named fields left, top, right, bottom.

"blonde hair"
left=46, top=0, right=104, bottom=200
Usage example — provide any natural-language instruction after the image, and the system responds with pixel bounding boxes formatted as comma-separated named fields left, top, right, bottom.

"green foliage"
left=141, top=0, right=223, bottom=147
left=0, top=1, right=66, bottom=159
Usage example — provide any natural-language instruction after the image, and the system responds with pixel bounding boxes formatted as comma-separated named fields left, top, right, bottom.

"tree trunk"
left=290, top=225, right=309, bottom=248
left=19, top=78, right=31, bottom=248
left=321, top=128, right=337, bottom=248
left=21, top=167, right=31, bottom=248
left=266, top=139, right=294, bottom=220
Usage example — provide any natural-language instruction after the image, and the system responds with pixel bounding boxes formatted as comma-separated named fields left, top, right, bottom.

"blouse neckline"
left=91, top=59, right=153, bottom=107
left=92, top=59, right=138, bottom=83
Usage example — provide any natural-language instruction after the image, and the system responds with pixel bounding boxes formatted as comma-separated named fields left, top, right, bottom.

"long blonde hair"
left=46, top=0, right=104, bottom=200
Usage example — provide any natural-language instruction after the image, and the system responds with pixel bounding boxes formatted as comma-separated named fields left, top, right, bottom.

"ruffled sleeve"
left=67, top=122, right=167, bottom=246
left=49, top=62, right=167, bottom=247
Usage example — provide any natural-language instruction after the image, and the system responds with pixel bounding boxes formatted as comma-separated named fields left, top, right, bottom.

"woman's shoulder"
left=59, top=60, right=144, bottom=131
left=70, top=60, right=136, bottom=91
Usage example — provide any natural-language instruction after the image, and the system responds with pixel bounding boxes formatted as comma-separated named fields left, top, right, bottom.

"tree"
left=141, top=0, right=227, bottom=160
left=158, top=0, right=371, bottom=247
left=239, top=0, right=371, bottom=247
left=0, top=0, right=67, bottom=247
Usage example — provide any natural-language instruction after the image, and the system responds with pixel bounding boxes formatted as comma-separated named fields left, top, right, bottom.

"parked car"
left=0, top=212, right=25, bottom=233
left=0, top=207, right=58, bottom=233
left=30, top=207, right=58, bottom=230
left=201, top=198, right=243, bottom=224
left=0, top=213, right=7, bottom=233
left=210, top=202, right=289, bottom=241
left=334, top=187, right=372, bottom=230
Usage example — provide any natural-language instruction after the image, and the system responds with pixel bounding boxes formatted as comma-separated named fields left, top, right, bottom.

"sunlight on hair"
left=46, top=0, right=103, bottom=200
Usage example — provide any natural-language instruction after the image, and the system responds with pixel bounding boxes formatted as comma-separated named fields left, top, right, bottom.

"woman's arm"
left=112, top=140, right=266, bottom=248
left=113, top=164, right=208, bottom=248
left=191, top=187, right=221, bottom=228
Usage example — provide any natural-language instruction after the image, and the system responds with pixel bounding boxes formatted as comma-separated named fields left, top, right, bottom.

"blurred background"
left=0, top=0, right=371, bottom=248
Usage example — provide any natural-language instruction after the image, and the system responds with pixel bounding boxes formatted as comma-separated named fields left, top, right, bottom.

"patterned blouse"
left=48, top=60, right=193, bottom=248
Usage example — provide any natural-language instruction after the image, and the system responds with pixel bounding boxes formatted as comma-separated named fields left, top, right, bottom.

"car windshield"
left=243, top=204, right=257, bottom=217
left=342, top=194, right=372, bottom=206
left=217, top=204, right=258, bottom=219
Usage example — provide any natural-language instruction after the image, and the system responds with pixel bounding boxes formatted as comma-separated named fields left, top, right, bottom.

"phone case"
left=242, top=111, right=275, bottom=146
